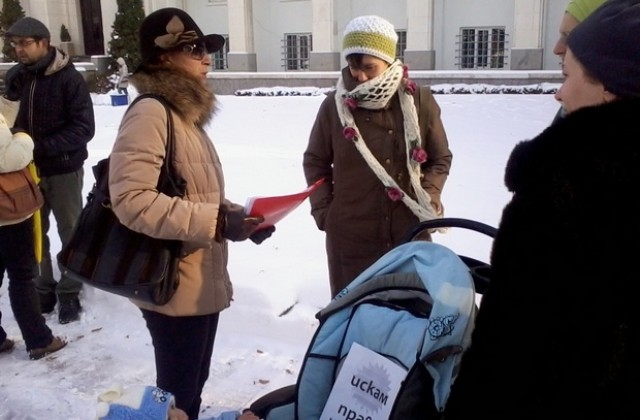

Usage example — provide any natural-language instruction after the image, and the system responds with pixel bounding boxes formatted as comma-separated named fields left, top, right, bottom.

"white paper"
left=319, top=342, right=408, bottom=420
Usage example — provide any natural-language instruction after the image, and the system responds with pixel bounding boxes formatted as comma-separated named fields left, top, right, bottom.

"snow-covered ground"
left=0, top=87, right=559, bottom=419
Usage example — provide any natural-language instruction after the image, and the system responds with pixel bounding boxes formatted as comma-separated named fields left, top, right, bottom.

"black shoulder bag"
left=58, top=94, right=186, bottom=305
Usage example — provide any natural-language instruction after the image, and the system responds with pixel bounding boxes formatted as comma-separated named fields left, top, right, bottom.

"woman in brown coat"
left=108, top=8, right=273, bottom=419
left=303, top=15, right=452, bottom=297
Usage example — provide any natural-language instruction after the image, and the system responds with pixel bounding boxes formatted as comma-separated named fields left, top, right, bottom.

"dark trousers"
left=141, top=309, right=220, bottom=420
left=35, top=169, right=84, bottom=297
left=0, top=218, right=53, bottom=350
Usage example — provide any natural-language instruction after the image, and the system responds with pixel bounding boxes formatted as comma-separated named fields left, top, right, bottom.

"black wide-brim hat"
left=139, top=7, right=225, bottom=63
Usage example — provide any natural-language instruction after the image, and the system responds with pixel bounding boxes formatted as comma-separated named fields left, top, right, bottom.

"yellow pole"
left=28, top=162, right=42, bottom=264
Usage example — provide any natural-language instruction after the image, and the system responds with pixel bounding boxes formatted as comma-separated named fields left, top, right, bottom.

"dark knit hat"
left=139, top=7, right=225, bottom=63
left=5, top=17, right=50, bottom=39
left=568, top=0, right=640, bottom=98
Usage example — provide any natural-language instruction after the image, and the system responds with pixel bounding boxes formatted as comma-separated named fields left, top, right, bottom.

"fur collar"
left=130, top=68, right=216, bottom=127
left=505, top=98, right=640, bottom=196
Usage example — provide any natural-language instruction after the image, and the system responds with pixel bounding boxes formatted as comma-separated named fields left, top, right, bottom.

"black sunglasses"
left=180, top=42, right=210, bottom=60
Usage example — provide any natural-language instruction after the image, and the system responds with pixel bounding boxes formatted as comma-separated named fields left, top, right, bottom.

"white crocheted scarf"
left=334, top=60, right=439, bottom=221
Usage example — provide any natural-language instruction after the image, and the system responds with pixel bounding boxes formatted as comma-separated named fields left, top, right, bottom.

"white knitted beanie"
left=342, top=15, right=398, bottom=64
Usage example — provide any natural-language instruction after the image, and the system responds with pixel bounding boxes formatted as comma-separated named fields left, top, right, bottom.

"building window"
left=213, top=35, right=229, bottom=70
left=396, top=30, right=407, bottom=61
left=283, top=33, right=312, bottom=70
left=457, top=27, right=508, bottom=69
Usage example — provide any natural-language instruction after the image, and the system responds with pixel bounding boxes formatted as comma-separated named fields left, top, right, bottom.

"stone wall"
left=206, top=70, right=563, bottom=96
left=0, top=64, right=562, bottom=96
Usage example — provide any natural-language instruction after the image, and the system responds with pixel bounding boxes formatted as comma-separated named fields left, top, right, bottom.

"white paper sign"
left=319, top=342, right=408, bottom=420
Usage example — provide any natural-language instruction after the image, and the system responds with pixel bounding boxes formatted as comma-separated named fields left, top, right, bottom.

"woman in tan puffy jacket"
left=108, top=8, right=273, bottom=420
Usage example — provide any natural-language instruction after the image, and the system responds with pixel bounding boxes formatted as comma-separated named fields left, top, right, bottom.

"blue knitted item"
left=99, top=386, right=174, bottom=420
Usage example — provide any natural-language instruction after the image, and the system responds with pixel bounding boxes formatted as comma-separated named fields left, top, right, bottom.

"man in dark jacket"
left=3, top=17, right=95, bottom=324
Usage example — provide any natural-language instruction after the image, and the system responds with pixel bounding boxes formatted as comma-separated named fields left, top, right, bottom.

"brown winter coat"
left=109, top=67, right=234, bottom=316
left=303, top=67, right=452, bottom=296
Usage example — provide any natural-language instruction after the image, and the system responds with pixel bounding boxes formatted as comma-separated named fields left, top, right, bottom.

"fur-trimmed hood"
left=130, top=67, right=216, bottom=127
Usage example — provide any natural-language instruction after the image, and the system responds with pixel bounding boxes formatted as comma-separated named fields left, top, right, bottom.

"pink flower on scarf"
left=343, top=126, right=357, bottom=141
left=402, top=64, right=410, bottom=79
left=344, top=96, right=358, bottom=110
left=411, top=146, right=428, bottom=163
left=405, top=79, right=417, bottom=95
left=386, top=187, right=404, bottom=201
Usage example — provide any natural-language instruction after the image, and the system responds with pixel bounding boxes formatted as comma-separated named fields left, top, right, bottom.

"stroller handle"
left=403, top=217, right=497, bottom=294
left=403, top=217, right=497, bottom=242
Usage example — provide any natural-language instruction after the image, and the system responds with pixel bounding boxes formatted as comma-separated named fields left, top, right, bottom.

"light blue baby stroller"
left=249, top=218, right=496, bottom=420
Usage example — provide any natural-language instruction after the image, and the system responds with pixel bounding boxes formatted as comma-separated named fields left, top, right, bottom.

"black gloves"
left=222, top=208, right=263, bottom=242
left=219, top=208, right=275, bottom=244
left=250, top=225, right=276, bottom=244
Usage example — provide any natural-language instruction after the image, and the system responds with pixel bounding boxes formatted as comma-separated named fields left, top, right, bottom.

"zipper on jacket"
left=28, top=78, right=36, bottom=137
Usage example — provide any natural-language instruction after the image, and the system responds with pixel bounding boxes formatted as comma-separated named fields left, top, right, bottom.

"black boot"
left=35, top=256, right=57, bottom=313
left=58, top=296, right=82, bottom=324
left=38, top=291, right=57, bottom=314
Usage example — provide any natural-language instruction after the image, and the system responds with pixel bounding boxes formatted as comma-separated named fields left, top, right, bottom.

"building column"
left=404, top=0, right=435, bottom=70
left=227, top=0, right=257, bottom=71
left=510, top=0, right=544, bottom=69
left=310, top=0, right=340, bottom=71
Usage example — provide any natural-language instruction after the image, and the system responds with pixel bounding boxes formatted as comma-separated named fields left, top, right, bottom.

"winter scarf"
left=334, top=60, right=439, bottom=222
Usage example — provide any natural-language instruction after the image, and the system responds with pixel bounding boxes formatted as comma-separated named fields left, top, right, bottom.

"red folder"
left=245, top=178, right=325, bottom=228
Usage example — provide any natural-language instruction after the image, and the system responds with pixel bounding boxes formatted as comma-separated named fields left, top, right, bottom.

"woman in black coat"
left=444, top=2, right=640, bottom=418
